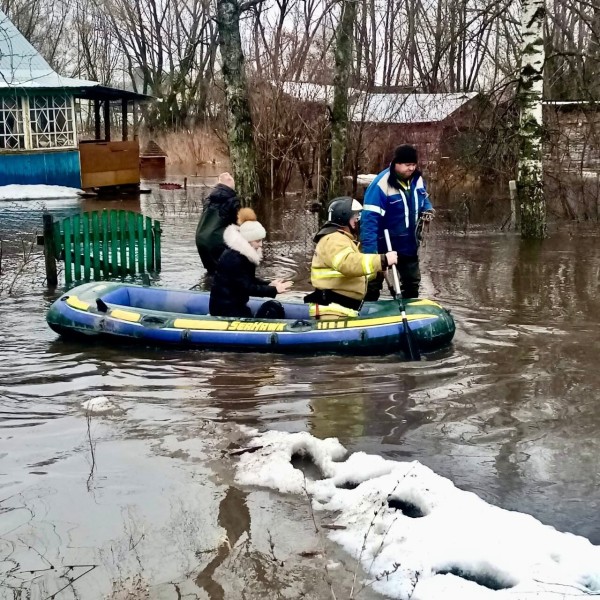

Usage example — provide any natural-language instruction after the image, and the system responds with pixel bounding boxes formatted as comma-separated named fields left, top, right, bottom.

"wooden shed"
left=140, top=140, right=168, bottom=178
left=544, top=101, right=600, bottom=172
left=278, top=81, right=478, bottom=192
left=543, top=101, right=600, bottom=218
left=350, top=91, right=479, bottom=174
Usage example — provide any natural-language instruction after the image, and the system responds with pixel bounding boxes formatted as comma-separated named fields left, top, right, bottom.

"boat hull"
left=46, top=282, right=456, bottom=355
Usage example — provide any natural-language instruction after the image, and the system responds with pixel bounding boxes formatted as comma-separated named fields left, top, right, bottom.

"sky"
left=235, top=429, right=600, bottom=600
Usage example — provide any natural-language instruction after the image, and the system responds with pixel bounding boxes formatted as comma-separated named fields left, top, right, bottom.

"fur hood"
left=223, top=224, right=262, bottom=265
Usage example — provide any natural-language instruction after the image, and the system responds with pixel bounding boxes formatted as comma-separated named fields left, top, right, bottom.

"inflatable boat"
left=46, top=282, right=455, bottom=355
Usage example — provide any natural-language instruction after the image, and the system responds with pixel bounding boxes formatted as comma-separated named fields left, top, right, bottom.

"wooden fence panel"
left=136, top=214, right=145, bottom=273
left=119, top=210, right=127, bottom=276
left=101, top=211, right=110, bottom=277
left=110, top=211, right=119, bottom=275
left=127, top=212, right=136, bottom=275
left=91, top=212, right=101, bottom=279
left=72, top=215, right=81, bottom=281
left=40, top=209, right=162, bottom=286
left=82, top=213, right=91, bottom=281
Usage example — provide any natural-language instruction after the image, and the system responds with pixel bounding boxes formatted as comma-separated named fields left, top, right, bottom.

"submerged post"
left=104, top=99, right=111, bottom=142
left=509, top=180, right=518, bottom=229
left=94, top=99, right=101, bottom=140
left=121, top=98, right=128, bottom=141
left=153, top=220, right=162, bottom=271
left=43, top=214, right=58, bottom=287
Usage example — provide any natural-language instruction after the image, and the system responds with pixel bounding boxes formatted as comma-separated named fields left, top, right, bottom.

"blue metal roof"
left=0, top=9, right=97, bottom=89
left=0, top=9, right=150, bottom=100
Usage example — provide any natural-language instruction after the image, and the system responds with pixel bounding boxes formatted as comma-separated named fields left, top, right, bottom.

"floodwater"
left=1, top=179, right=599, bottom=599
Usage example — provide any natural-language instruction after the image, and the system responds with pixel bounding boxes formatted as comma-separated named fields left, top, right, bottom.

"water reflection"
left=415, top=228, right=600, bottom=541
left=195, top=486, right=251, bottom=599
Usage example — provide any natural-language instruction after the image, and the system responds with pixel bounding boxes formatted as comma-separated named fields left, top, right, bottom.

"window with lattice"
left=0, top=96, right=26, bottom=150
left=29, top=95, right=76, bottom=149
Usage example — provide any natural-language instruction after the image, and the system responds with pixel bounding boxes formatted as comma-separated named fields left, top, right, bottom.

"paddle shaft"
left=383, top=230, right=405, bottom=314
left=383, top=229, right=420, bottom=360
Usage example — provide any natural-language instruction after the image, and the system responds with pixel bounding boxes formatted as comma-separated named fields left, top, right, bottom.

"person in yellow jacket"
left=304, top=197, right=398, bottom=319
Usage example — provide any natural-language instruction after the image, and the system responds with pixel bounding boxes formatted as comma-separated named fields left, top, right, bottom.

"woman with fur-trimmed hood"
left=209, top=208, right=293, bottom=318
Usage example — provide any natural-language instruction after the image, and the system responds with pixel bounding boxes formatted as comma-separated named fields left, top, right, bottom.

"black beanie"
left=393, top=144, right=418, bottom=164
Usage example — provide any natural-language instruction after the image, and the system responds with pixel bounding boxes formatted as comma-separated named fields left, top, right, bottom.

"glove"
left=420, top=209, right=435, bottom=222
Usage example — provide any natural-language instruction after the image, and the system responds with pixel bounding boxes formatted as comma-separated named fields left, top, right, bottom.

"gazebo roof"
left=0, top=9, right=151, bottom=101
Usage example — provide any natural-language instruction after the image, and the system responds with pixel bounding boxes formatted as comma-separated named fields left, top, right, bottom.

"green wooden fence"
left=40, top=209, right=162, bottom=286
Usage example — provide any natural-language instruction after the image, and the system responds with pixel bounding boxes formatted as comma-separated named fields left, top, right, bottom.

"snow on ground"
left=0, top=184, right=83, bottom=200
left=235, top=430, right=600, bottom=600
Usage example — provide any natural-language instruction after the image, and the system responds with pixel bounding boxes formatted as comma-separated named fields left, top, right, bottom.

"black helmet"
left=327, top=197, right=363, bottom=226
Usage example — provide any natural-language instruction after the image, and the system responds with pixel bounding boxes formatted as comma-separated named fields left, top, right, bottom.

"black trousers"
left=365, top=255, right=421, bottom=301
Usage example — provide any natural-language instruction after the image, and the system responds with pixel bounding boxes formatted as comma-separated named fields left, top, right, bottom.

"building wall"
left=545, top=106, right=600, bottom=172
left=1, top=90, right=81, bottom=187
left=351, top=103, right=600, bottom=219
left=0, top=151, right=81, bottom=188
left=354, top=122, right=443, bottom=175
left=351, top=113, right=496, bottom=212
left=544, top=106, right=600, bottom=219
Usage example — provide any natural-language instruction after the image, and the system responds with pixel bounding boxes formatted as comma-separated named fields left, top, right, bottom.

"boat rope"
left=417, top=215, right=432, bottom=250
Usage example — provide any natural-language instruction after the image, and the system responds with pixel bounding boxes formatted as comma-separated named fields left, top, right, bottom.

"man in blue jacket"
left=360, top=144, right=435, bottom=300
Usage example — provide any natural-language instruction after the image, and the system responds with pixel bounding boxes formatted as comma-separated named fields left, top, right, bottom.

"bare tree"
left=72, top=0, right=121, bottom=84
left=217, top=0, right=260, bottom=205
left=328, top=0, right=356, bottom=201
left=87, top=0, right=218, bottom=128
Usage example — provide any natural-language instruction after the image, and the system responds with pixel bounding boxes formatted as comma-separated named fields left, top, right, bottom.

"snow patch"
left=0, top=184, right=83, bottom=201
left=234, top=430, right=600, bottom=599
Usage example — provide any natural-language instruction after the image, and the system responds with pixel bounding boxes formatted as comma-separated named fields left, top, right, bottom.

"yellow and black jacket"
left=308, top=224, right=387, bottom=310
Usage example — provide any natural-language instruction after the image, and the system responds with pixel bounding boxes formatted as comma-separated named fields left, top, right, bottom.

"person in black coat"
left=195, top=172, right=241, bottom=275
left=209, top=209, right=293, bottom=318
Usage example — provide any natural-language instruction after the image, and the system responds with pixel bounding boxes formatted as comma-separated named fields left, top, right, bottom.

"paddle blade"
left=402, top=315, right=421, bottom=361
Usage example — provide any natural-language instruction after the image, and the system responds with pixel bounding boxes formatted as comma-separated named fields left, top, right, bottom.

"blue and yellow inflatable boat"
left=46, top=282, right=455, bottom=355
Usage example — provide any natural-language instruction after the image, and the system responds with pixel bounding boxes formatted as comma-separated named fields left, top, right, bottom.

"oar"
left=384, top=229, right=421, bottom=361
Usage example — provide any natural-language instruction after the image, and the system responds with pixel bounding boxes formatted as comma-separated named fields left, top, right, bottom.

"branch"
left=240, top=0, right=265, bottom=13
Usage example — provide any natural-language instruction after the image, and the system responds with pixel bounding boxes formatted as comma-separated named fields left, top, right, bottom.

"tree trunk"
left=328, top=0, right=356, bottom=202
left=216, top=0, right=260, bottom=207
left=588, top=4, right=600, bottom=99
left=448, top=0, right=457, bottom=91
left=517, top=0, right=546, bottom=238
left=407, top=1, right=415, bottom=87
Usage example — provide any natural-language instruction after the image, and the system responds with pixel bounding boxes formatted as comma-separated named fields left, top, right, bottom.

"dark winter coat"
left=195, top=184, right=240, bottom=274
left=209, top=225, right=277, bottom=318
left=360, top=168, right=433, bottom=256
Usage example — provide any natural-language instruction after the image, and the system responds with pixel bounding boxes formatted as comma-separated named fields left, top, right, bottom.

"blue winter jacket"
left=360, top=167, right=433, bottom=256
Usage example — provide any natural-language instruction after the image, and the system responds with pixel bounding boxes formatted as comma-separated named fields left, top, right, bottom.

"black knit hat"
left=393, top=144, right=418, bottom=164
